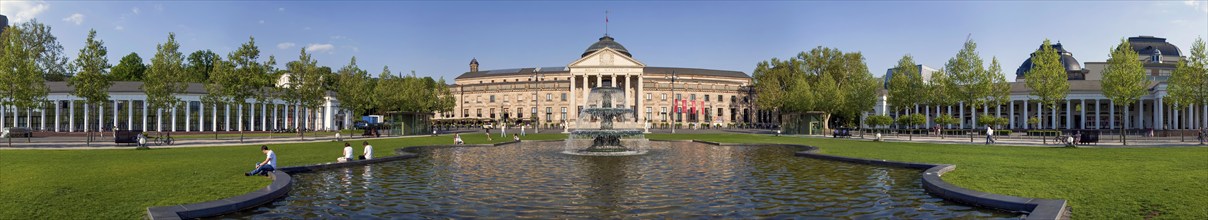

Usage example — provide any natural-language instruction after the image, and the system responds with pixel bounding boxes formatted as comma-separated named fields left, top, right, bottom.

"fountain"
left=564, top=87, right=648, bottom=155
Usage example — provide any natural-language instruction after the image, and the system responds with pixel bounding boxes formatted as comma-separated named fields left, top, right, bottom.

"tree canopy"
left=752, top=47, right=879, bottom=129
left=68, top=29, right=112, bottom=108
left=0, top=24, right=50, bottom=117
left=110, top=52, right=146, bottom=81
left=1024, top=39, right=1070, bottom=129
left=143, top=33, right=188, bottom=113
left=1168, top=37, right=1208, bottom=126
left=185, top=50, right=220, bottom=83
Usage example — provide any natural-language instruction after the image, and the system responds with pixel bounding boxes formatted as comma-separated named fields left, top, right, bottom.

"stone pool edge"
left=685, top=139, right=1071, bottom=220
left=144, top=141, right=520, bottom=220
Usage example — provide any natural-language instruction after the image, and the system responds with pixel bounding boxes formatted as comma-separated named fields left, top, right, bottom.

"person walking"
left=984, top=126, right=995, bottom=145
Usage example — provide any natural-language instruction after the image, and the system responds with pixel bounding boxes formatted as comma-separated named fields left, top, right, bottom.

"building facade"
left=436, top=35, right=775, bottom=128
left=0, top=81, right=352, bottom=133
left=873, top=36, right=1207, bottom=131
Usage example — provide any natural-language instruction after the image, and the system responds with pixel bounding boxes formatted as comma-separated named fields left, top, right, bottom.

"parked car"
left=1, top=127, right=32, bottom=138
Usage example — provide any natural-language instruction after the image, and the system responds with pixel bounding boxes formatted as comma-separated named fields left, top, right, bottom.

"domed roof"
left=1015, top=43, right=1084, bottom=80
left=582, top=35, right=632, bottom=58
left=1128, top=36, right=1181, bottom=57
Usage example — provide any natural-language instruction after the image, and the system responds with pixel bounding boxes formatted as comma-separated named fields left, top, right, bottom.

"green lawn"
left=2, top=133, right=1205, bottom=219
left=0, top=133, right=565, bottom=220
left=647, top=134, right=1208, bottom=219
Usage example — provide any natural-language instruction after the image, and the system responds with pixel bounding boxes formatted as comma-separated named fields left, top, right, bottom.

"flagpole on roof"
left=605, top=10, right=609, bottom=36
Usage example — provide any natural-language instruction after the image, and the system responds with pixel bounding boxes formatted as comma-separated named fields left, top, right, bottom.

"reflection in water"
left=218, top=142, right=1022, bottom=219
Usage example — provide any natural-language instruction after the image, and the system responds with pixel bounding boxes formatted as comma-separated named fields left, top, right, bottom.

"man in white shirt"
left=985, top=126, right=995, bottom=145
left=246, top=145, right=277, bottom=176
left=361, top=141, right=374, bottom=160
left=338, top=143, right=354, bottom=162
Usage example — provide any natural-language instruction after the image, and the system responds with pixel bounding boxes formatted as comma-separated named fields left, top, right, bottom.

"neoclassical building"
left=0, top=81, right=352, bottom=133
left=436, top=35, right=772, bottom=128
left=875, top=36, right=1206, bottom=131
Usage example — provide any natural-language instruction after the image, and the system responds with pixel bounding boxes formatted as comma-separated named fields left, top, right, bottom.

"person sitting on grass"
left=360, top=141, right=373, bottom=160
left=338, top=142, right=354, bottom=162
left=246, top=145, right=276, bottom=176
left=454, top=133, right=464, bottom=145
left=513, top=134, right=520, bottom=141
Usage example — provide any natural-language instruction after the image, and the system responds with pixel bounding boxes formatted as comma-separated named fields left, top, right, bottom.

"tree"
left=334, top=57, right=375, bottom=116
left=888, top=54, right=923, bottom=126
left=1101, top=38, right=1150, bottom=145
left=0, top=24, right=50, bottom=145
left=896, top=113, right=926, bottom=140
left=206, top=37, right=274, bottom=142
left=143, top=33, right=188, bottom=137
left=944, top=38, right=994, bottom=130
left=372, top=66, right=398, bottom=115
left=927, top=70, right=957, bottom=126
left=431, top=77, right=456, bottom=114
left=185, top=50, right=220, bottom=83
left=987, top=57, right=1011, bottom=117
left=285, top=48, right=326, bottom=139
left=16, top=20, right=71, bottom=81
left=864, top=115, right=893, bottom=135
left=934, top=114, right=957, bottom=139
left=68, top=29, right=112, bottom=145
left=1168, top=37, right=1208, bottom=145
left=1025, top=39, right=1070, bottom=140
left=110, top=52, right=146, bottom=81
left=752, top=48, right=877, bottom=132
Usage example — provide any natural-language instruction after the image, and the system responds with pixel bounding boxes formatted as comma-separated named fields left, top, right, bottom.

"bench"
left=832, top=128, right=853, bottom=138
left=114, top=130, right=143, bottom=145
left=1077, top=131, right=1099, bottom=145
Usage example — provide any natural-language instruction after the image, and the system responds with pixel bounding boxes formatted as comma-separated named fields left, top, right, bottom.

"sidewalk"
left=807, top=133, right=1207, bottom=148
left=0, top=133, right=429, bottom=150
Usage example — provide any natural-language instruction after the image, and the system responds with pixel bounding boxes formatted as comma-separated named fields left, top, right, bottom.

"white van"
left=1, top=127, right=32, bottom=138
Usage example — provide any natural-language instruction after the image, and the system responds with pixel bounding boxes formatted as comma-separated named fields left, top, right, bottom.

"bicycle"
left=153, top=135, right=174, bottom=146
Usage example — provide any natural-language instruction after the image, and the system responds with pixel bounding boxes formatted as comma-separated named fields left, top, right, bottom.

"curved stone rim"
left=146, top=139, right=1069, bottom=220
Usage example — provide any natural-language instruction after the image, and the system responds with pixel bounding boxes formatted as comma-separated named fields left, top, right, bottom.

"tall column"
left=1096, top=99, right=1101, bottom=129
left=958, top=102, right=964, bottom=129
left=1082, top=100, right=1092, bottom=129
left=1202, top=104, right=1206, bottom=129
left=141, top=101, right=147, bottom=131
left=273, top=104, right=279, bottom=131
left=636, top=75, right=644, bottom=122
left=1023, top=100, right=1029, bottom=129
left=112, top=100, right=118, bottom=130
left=569, top=74, right=576, bottom=122
left=198, top=102, right=205, bottom=132
left=84, top=103, right=90, bottom=132
left=40, top=106, right=45, bottom=131
left=225, top=104, right=231, bottom=131
left=1109, top=101, right=1115, bottom=130
left=947, top=105, right=953, bottom=129
left=171, top=106, right=177, bottom=132
left=262, top=103, right=268, bottom=131
left=1066, top=99, right=1072, bottom=129
left=155, top=108, right=161, bottom=132
left=995, top=104, right=1001, bottom=126
left=1037, top=102, right=1042, bottom=129
left=54, top=101, right=60, bottom=132
left=127, top=100, right=133, bottom=130
left=1009, top=101, right=1015, bottom=129
left=69, top=101, right=76, bottom=132
left=212, top=104, right=218, bottom=132
left=293, top=104, right=299, bottom=129
left=185, top=101, right=191, bottom=132
left=237, top=103, right=243, bottom=131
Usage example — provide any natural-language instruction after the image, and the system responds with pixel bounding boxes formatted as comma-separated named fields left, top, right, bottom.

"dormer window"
left=1152, top=50, right=1162, bottom=63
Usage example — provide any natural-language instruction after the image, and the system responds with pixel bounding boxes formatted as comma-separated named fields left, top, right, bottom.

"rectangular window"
left=676, top=94, right=682, bottom=100
left=646, top=107, right=652, bottom=121
left=560, top=107, right=567, bottom=121
left=717, top=95, right=723, bottom=102
left=517, top=108, right=523, bottom=118
left=717, top=108, right=723, bottom=117
left=661, top=93, right=667, bottom=101
left=532, top=94, right=537, bottom=101
left=646, top=93, right=651, bottom=100
left=463, top=109, right=469, bottom=117
left=704, top=95, right=710, bottom=102
left=490, top=108, right=495, bottom=118
left=477, top=109, right=482, bottom=117
left=561, top=93, right=567, bottom=101
left=661, top=107, right=668, bottom=121
left=490, top=95, right=496, bottom=103
left=691, top=94, right=696, bottom=101
left=546, top=107, right=553, bottom=122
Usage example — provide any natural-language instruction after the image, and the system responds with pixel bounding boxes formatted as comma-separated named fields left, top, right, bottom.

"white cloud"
left=62, top=13, right=85, bottom=25
left=0, top=0, right=51, bottom=22
left=331, top=35, right=345, bottom=39
left=277, top=42, right=296, bottom=49
left=1187, top=0, right=1208, bottom=13
left=278, top=7, right=285, bottom=12
left=115, top=25, right=124, bottom=30
left=154, top=4, right=164, bottom=12
left=259, top=20, right=265, bottom=24
left=132, top=7, right=140, bottom=14
left=305, top=43, right=334, bottom=53
left=303, top=26, right=312, bottom=30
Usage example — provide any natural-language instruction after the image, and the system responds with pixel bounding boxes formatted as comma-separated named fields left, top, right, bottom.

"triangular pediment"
left=568, top=47, right=645, bottom=68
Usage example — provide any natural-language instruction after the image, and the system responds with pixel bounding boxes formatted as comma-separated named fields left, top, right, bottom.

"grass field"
left=0, top=133, right=564, bottom=220
left=647, top=134, right=1208, bottom=219
left=2, top=133, right=1205, bottom=219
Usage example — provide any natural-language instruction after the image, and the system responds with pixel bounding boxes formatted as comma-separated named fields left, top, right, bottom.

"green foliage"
left=334, top=57, right=375, bottom=116
left=1102, top=38, right=1150, bottom=109
left=284, top=48, right=326, bottom=117
left=0, top=25, right=50, bottom=116
left=752, top=47, right=877, bottom=129
left=934, top=114, right=957, bottom=126
left=1168, top=37, right=1208, bottom=112
left=888, top=54, right=924, bottom=112
left=976, top=115, right=1008, bottom=128
left=185, top=50, right=220, bottom=83
left=143, top=33, right=188, bottom=114
left=1028, top=117, right=1040, bottom=126
left=110, top=52, right=146, bottom=81
left=1025, top=39, right=1070, bottom=129
left=896, top=113, right=927, bottom=127
left=68, top=29, right=112, bottom=115
left=864, top=115, right=893, bottom=127
left=944, top=38, right=994, bottom=113
left=926, top=69, right=956, bottom=107
left=987, top=57, right=1011, bottom=106
left=15, top=20, right=71, bottom=81
left=206, top=36, right=276, bottom=116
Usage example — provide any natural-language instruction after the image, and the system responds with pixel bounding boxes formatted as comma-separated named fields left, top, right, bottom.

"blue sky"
left=3, top=1, right=1206, bottom=81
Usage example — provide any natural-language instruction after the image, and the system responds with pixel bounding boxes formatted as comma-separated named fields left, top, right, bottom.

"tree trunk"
left=822, top=113, right=832, bottom=135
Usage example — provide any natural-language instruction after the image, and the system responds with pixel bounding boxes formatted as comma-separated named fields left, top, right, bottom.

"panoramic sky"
left=3, top=1, right=1207, bottom=81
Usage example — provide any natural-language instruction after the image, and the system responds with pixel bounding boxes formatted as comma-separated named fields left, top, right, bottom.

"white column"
left=947, top=105, right=953, bottom=129
left=1202, top=104, right=1207, bottom=129
left=1109, top=101, right=1115, bottom=130
left=1082, top=99, right=1092, bottom=129
left=84, top=103, right=89, bottom=132
left=958, top=102, right=965, bottom=129
left=1096, top=99, right=1101, bottom=129
left=1066, top=99, right=1072, bottom=129
left=569, top=75, right=577, bottom=122
left=141, top=101, right=146, bottom=131
left=1037, top=102, right=1043, bottom=129
left=155, top=108, right=162, bottom=132
left=212, top=104, right=218, bottom=132
left=185, top=101, right=191, bottom=132
left=198, top=102, right=205, bottom=132
left=112, top=100, right=118, bottom=130
left=69, top=101, right=75, bottom=132
left=1009, top=101, right=1015, bottom=129
left=324, top=100, right=333, bottom=131
left=54, top=101, right=60, bottom=132
left=1174, top=106, right=1180, bottom=129
left=1157, top=97, right=1163, bottom=130
left=273, top=104, right=279, bottom=131
left=171, top=106, right=177, bottom=132
left=40, top=105, right=45, bottom=131
left=293, top=104, right=299, bottom=129
left=1138, top=99, right=1145, bottom=129
left=1023, top=100, right=1029, bottom=129
left=636, top=75, right=644, bottom=122
left=127, top=100, right=133, bottom=130
left=225, top=104, right=231, bottom=131
left=237, top=103, right=243, bottom=131
left=262, top=103, right=268, bottom=131
left=1, top=104, right=6, bottom=128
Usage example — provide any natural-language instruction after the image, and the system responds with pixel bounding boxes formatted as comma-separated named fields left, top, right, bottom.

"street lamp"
left=665, top=71, right=678, bottom=134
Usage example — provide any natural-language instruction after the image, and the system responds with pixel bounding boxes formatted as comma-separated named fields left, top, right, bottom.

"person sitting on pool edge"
left=359, top=141, right=373, bottom=160
left=246, top=145, right=276, bottom=176
left=338, top=142, right=354, bottom=162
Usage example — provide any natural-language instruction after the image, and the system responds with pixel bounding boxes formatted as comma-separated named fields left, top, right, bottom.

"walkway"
left=812, top=133, right=1206, bottom=148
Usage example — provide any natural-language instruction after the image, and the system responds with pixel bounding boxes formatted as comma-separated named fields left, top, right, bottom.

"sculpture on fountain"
left=564, top=86, right=648, bottom=155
